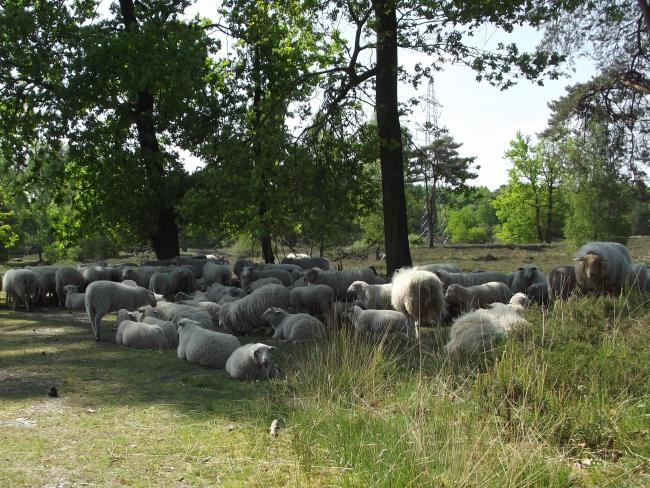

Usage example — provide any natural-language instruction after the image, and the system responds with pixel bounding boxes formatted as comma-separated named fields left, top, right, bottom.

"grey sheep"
left=349, top=305, right=409, bottom=336
left=259, top=263, right=303, bottom=281
left=85, top=281, right=157, bottom=341
left=289, top=284, right=334, bottom=316
left=171, top=266, right=196, bottom=293
left=116, top=309, right=178, bottom=347
left=149, top=272, right=175, bottom=300
left=390, top=268, right=446, bottom=339
left=415, top=262, right=462, bottom=274
left=347, top=281, right=393, bottom=310
left=241, top=266, right=293, bottom=288
left=3, top=269, right=38, bottom=310
left=27, top=265, right=59, bottom=304
left=202, top=261, right=232, bottom=287
left=116, top=320, right=169, bottom=350
left=55, top=267, right=85, bottom=307
left=234, top=259, right=254, bottom=278
left=177, top=318, right=241, bottom=369
left=218, top=284, right=291, bottom=335
left=144, top=301, right=215, bottom=330
left=261, top=307, right=326, bottom=342
left=206, top=283, right=243, bottom=303
left=82, top=265, right=113, bottom=284
left=225, top=343, right=278, bottom=380
left=171, top=257, right=206, bottom=278
left=303, top=267, right=383, bottom=299
left=628, top=263, right=648, bottom=292
left=444, top=282, right=513, bottom=312
left=547, top=265, right=578, bottom=300
left=177, top=300, right=221, bottom=328
left=434, top=270, right=514, bottom=290
left=281, top=256, right=330, bottom=270
left=122, top=266, right=171, bottom=288
left=250, top=277, right=283, bottom=291
left=122, top=279, right=138, bottom=287
left=510, top=265, right=546, bottom=294
left=526, top=282, right=550, bottom=306
left=63, top=285, right=86, bottom=311
left=573, top=241, right=632, bottom=294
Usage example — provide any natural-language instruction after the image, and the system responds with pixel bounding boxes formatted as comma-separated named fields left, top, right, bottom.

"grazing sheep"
left=144, top=301, right=215, bottom=330
left=225, top=343, right=278, bottom=380
left=202, top=261, right=232, bottom=287
left=526, top=282, right=550, bottom=306
left=349, top=305, right=409, bottom=336
left=116, top=320, right=169, bottom=350
left=347, top=281, right=393, bottom=310
left=289, top=284, right=334, bottom=316
left=234, top=259, right=254, bottom=278
left=122, top=266, right=170, bottom=288
left=63, top=285, right=86, bottom=311
left=149, top=272, right=175, bottom=300
left=303, top=267, right=383, bottom=299
left=444, top=282, right=513, bottom=312
left=434, top=270, right=514, bottom=290
left=415, top=262, right=462, bottom=274
left=241, top=266, right=292, bottom=288
left=390, top=268, right=446, bottom=339
left=218, top=284, right=291, bottom=335
left=281, top=256, right=330, bottom=270
left=573, top=241, right=632, bottom=294
left=2, top=269, right=38, bottom=310
left=628, top=263, right=648, bottom=292
left=85, top=281, right=157, bottom=341
left=547, top=265, right=578, bottom=300
left=261, top=307, right=326, bottom=342
left=55, top=267, right=85, bottom=307
left=177, top=318, right=241, bottom=369
left=510, top=265, right=546, bottom=294
left=250, top=277, right=283, bottom=291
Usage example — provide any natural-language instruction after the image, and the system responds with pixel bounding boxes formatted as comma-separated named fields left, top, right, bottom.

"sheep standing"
left=547, top=265, right=578, bottom=300
left=85, top=281, right=157, bottom=341
left=3, top=269, right=38, bottom=311
left=444, top=282, right=513, bottom=312
left=347, top=281, right=393, bottom=310
left=289, top=284, right=334, bottom=316
left=218, top=284, right=291, bottom=335
left=281, top=256, right=330, bottom=270
left=261, top=307, right=326, bottom=342
left=303, top=267, right=383, bottom=299
left=202, top=261, right=232, bottom=287
left=390, top=268, right=446, bottom=339
left=415, top=263, right=462, bottom=274
left=349, top=305, right=409, bottom=336
left=63, top=285, right=86, bottom=311
left=177, top=318, right=240, bottom=369
left=225, top=343, right=278, bottom=380
left=55, top=267, right=85, bottom=307
left=241, top=266, right=292, bottom=288
left=149, top=273, right=175, bottom=300
left=28, top=266, right=59, bottom=305
left=234, top=259, right=254, bottom=278
left=573, top=241, right=632, bottom=294
left=82, top=265, right=113, bottom=284
left=510, top=265, right=546, bottom=294
left=434, top=270, right=514, bottom=290
left=116, top=320, right=169, bottom=350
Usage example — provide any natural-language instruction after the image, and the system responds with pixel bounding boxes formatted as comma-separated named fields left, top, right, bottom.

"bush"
left=230, top=234, right=258, bottom=258
left=408, top=233, right=425, bottom=247
left=66, top=234, right=120, bottom=262
left=43, top=243, right=66, bottom=263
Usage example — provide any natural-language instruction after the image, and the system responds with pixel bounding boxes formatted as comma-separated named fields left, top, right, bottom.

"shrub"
left=408, top=233, right=425, bottom=247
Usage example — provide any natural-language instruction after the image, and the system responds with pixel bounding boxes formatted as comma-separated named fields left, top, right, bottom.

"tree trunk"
left=429, top=182, right=438, bottom=247
left=545, top=185, right=553, bottom=244
left=120, top=0, right=179, bottom=259
left=533, top=197, right=543, bottom=242
left=373, top=0, right=412, bottom=276
left=261, top=234, right=275, bottom=264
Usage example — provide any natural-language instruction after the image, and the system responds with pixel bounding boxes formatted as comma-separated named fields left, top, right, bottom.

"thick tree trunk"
left=120, top=0, right=179, bottom=259
left=373, top=0, right=412, bottom=276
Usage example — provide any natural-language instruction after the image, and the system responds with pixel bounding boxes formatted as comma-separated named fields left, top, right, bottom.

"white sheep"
left=177, top=300, right=221, bottom=327
left=508, top=292, right=531, bottom=310
left=55, top=267, right=85, bottom=307
left=225, top=343, right=278, bottom=380
left=444, top=282, right=513, bottom=312
left=116, top=320, right=169, bottom=350
left=82, top=264, right=113, bottom=284
left=144, top=301, right=215, bottom=330
left=202, top=261, right=232, bottom=287
left=63, top=285, right=86, bottom=311
left=261, top=307, right=326, bottom=343
left=177, top=318, right=241, bottom=369
left=434, top=270, right=514, bottom=290
left=390, top=268, right=446, bottom=339
left=2, top=269, right=38, bottom=310
left=573, top=241, right=632, bottom=294
left=85, top=281, right=157, bottom=341
left=347, top=281, right=393, bottom=310
left=218, top=284, right=291, bottom=335
left=303, top=267, right=384, bottom=298
left=289, top=284, right=334, bottom=316
left=115, top=309, right=178, bottom=347
left=510, top=265, right=546, bottom=294
left=349, top=305, right=409, bottom=336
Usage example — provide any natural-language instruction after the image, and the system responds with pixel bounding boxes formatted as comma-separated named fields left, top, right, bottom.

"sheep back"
left=177, top=319, right=240, bottom=368
left=573, top=241, right=632, bottom=293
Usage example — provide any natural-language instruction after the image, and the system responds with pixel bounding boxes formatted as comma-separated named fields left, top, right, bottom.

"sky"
left=178, top=1, right=596, bottom=190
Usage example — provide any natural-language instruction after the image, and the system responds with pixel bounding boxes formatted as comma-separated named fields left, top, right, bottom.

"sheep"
left=219, top=294, right=241, bottom=305
left=234, top=259, right=254, bottom=278
left=84, top=281, right=157, bottom=341
left=289, top=284, right=334, bottom=316
left=174, top=291, right=208, bottom=302
left=171, top=266, right=196, bottom=293
left=149, top=272, right=175, bottom=300
left=81, top=265, right=113, bottom=284
left=250, top=277, right=283, bottom=291
left=390, top=268, right=446, bottom=339
left=485, top=302, right=529, bottom=331
left=122, top=266, right=171, bottom=288
left=434, top=270, right=514, bottom=290
left=241, top=266, right=293, bottom=288
left=347, top=281, right=393, bottom=310
left=218, top=284, right=291, bottom=335
left=526, top=282, right=550, bottom=306
left=547, top=265, right=578, bottom=300
left=225, top=343, right=278, bottom=380
left=415, top=262, right=462, bottom=274
left=115, top=309, right=178, bottom=347
left=63, top=285, right=86, bottom=311
left=281, top=256, right=330, bottom=270
left=177, top=318, right=241, bottom=369
left=261, top=307, right=326, bottom=342
left=510, top=265, right=546, bottom=294
left=206, top=284, right=243, bottom=303
left=177, top=300, right=221, bottom=327
left=508, top=292, right=531, bottom=310
left=55, top=267, right=85, bottom=307
left=444, top=282, right=513, bottom=312
left=202, top=261, right=232, bottom=287
left=171, top=257, right=206, bottom=278
left=144, top=301, right=215, bottom=330
left=628, top=263, right=648, bottom=292
left=122, top=279, right=138, bottom=287
left=116, top=320, right=169, bottom=350
left=303, top=267, right=383, bottom=299
left=573, top=241, right=632, bottom=294
left=349, top=305, right=409, bottom=336
left=2, top=269, right=38, bottom=311
left=27, top=266, right=59, bottom=305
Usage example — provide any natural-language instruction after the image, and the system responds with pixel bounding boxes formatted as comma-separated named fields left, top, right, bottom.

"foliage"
left=408, top=233, right=424, bottom=247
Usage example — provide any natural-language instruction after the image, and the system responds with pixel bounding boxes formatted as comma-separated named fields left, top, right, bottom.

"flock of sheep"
left=1, top=241, right=648, bottom=378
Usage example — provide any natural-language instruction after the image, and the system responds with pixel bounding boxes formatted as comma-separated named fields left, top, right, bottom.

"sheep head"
left=250, top=343, right=277, bottom=369
left=240, top=267, right=253, bottom=288
left=303, top=267, right=321, bottom=284
left=444, top=284, right=462, bottom=305
left=261, top=307, right=286, bottom=328
left=145, top=289, right=157, bottom=307
left=509, top=292, right=531, bottom=309
left=574, top=253, right=606, bottom=283
left=63, top=284, right=79, bottom=294
left=347, top=281, right=367, bottom=299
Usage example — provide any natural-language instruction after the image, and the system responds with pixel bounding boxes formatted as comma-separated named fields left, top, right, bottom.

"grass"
left=1, top=239, right=650, bottom=486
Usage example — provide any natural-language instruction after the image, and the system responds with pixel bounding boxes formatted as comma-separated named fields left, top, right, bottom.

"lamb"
left=261, top=307, right=326, bottom=342
left=143, top=301, right=215, bottom=330
left=240, top=266, right=293, bottom=288
left=289, top=284, right=334, bottom=316
left=281, top=255, right=330, bottom=270
left=116, top=320, right=169, bottom=350
left=55, top=267, right=85, bottom=307
left=218, top=284, right=291, bottom=335
left=510, top=265, right=546, bottom=294
left=444, top=282, right=513, bottom=312
left=526, top=282, right=550, bottom=306
left=63, top=285, right=86, bottom=311
left=415, top=262, right=462, bottom=274
left=225, top=343, right=278, bottom=380
left=250, top=277, right=283, bottom=291
left=2, top=269, right=38, bottom=310
left=390, top=268, right=446, bottom=339
left=434, top=270, right=514, bottom=290
left=149, top=272, right=175, bottom=300
left=573, top=241, right=632, bottom=294
left=115, top=309, right=178, bottom=347
left=547, top=265, right=578, bottom=300
left=84, top=281, right=157, bottom=341
left=628, top=263, right=648, bottom=292
left=202, top=261, right=232, bottom=287
left=303, top=267, right=383, bottom=299
left=177, top=318, right=241, bottom=369
left=349, top=305, right=409, bottom=336
left=347, top=281, right=393, bottom=310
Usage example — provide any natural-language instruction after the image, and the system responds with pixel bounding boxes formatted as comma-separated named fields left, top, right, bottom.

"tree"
left=447, top=188, right=497, bottom=244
